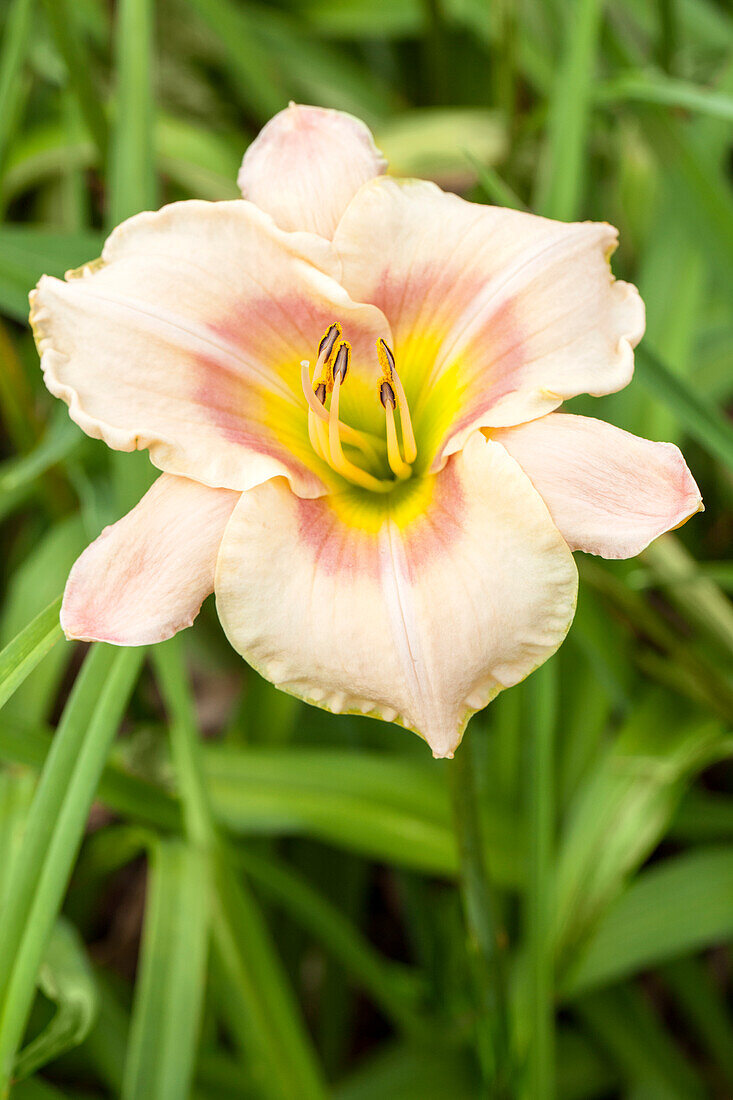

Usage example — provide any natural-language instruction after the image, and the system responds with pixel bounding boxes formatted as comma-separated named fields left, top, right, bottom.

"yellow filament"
left=390, top=370, right=417, bottom=465
left=384, top=403, right=412, bottom=479
left=314, top=410, right=331, bottom=458
left=377, top=339, right=417, bottom=465
left=328, top=375, right=392, bottom=493
left=302, top=360, right=334, bottom=461
left=301, top=359, right=380, bottom=462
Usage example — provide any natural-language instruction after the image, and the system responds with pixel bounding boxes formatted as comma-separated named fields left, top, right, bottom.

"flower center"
left=300, top=324, right=417, bottom=493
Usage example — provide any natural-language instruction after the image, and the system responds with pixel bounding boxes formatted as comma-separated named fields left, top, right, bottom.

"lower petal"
left=493, top=413, right=703, bottom=558
left=62, top=474, right=239, bottom=645
left=215, top=433, right=577, bottom=758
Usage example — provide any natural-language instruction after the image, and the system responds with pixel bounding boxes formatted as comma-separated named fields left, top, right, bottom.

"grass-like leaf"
left=565, top=848, right=733, bottom=996
left=0, top=597, right=63, bottom=713
left=0, top=0, right=33, bottom=183
left=13, top=919, right=98, bottom=1082
left=0, top=646, right=143, bottom=1093
left=533, top=0, right=603, bottom=218
left=155, top=640, right=327, bottom=1099
left=108, top=0, right=157, bottom=226
left=121, top=839, right=209, bottom=1100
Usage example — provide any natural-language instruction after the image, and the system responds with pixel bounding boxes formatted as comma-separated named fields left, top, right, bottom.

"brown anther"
left=314, top=382, right=327, bottom=405
left=333, top=342, right=350, bottom=383
left=379, top=380, right=396, bottom=409
left=375, top=338, right=417, bottom=466
left=318, top=323, right=341, bottom=362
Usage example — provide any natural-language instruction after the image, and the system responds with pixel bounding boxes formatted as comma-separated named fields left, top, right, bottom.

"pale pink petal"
left=62, top=474, right=239, bottom=645
left=31, top=199, right=390, bottom=499
left=493, top=414, right=703, bottom=559
left=215, top=433, right=577, bottom=758
left=238, top=103, right=386, bottom=239
left=333, top=178, right=645, bottom=465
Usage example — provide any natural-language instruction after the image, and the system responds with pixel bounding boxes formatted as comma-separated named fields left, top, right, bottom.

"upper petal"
left=215, top=432, right=578, bottom=758
left=31, top=199, right=390, bottom=497
left=62, top=473, right=239, bottom=645
left=493, top=413, right=703, bottom=558
left=333, top=178, right=645, bottom=464
left=238, top=103, right=387, bottom=239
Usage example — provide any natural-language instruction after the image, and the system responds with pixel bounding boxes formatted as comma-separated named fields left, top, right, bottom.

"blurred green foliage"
left=0, top=0, right=732, bottom=1096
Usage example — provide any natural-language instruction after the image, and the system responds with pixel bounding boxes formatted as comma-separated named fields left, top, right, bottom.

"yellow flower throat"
left=300, top=323, right=417, bottom=493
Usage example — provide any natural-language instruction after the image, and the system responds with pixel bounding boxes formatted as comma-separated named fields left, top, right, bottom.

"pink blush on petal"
left=294, top=495, right=381, bottom=582
left=371, top=263, right=527, bottom=422
left=441, top=295, right=526, bottom=442
left=188, top=294, right=340, bottom=490
left=399, top=461, right=466, bottom=583
left=292, top=456, right=468, bottom=587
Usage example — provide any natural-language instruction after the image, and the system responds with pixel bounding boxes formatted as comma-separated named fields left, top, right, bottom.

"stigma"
left=300, top=326, right=417, bottom=492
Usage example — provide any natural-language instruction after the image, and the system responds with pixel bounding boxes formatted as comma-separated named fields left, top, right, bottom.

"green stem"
left=449, top=734, right=511, bottom=1094
left=526, top=663, right=557, bottom=1100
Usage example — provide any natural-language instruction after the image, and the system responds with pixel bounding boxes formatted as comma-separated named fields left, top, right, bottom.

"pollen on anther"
left=318, top=322, right=342, bottom=362
left=377, top=338, right=396, bottom=378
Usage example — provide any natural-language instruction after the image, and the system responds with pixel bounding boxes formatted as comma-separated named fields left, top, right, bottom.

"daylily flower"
left=30, top=104, right=702, bottom=758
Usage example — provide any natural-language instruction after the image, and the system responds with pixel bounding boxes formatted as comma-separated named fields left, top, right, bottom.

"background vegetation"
left=0, top=0, right=732, bottom=1096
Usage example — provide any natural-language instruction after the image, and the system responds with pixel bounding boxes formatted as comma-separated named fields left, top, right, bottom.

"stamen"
left=318, top=322, right=341, bottom=364
left=328, top=343, right=392, bottom=493
left=304, top=368, right=328, bottom=460
left=332, top=342, right=349, bottom=384
left=380, top=380, right=411, bottom=480
left=377, top=339, right=417, bottom=464
left=301, top=356, right=381, bottom=462
left=301, top=360, right=329, bottom=459
left=377, top=339, right=396, bottom=376
left=315, top=323, right=342, bottom=391
left=379, top=380, right=395, bottom=409
left=301, top=360, right=328, bottom=419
